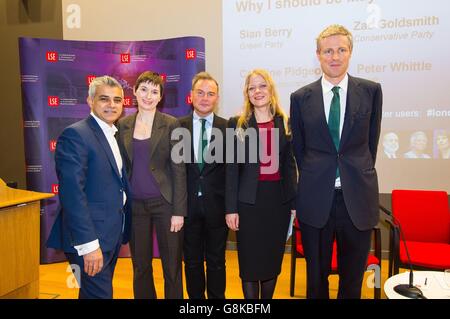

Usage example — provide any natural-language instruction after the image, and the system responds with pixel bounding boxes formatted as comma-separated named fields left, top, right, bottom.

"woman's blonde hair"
left=237, top=69, right=289, bottom=135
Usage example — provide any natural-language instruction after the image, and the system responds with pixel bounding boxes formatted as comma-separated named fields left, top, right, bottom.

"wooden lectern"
left=0, top=179, right=53, bottom=298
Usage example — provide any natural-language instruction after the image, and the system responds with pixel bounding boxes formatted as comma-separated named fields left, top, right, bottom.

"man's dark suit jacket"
left=116, top=110, right=187, bottom=217
left=178, top=113, right=227, bottom=223
left=47, top=115, right=131, bottom=253
left=290, top=75, right=382, bottom=231
left=225, top=114, right=297, bottom=213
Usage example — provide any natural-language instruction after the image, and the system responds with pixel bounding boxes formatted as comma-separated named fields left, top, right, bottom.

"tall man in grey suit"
left=179, top=72, right=228, bottom=299
left=290, top=25, right=382, bottom=299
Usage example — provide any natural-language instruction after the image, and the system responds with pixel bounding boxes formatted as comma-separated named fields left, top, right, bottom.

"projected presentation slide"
left=223, top=0, right=450, bottom=192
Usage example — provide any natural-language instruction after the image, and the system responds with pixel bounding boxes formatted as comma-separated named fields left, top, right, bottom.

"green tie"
left=197, top=118, right=207, bottom=172
left=329, top=86, right=340, bottom=178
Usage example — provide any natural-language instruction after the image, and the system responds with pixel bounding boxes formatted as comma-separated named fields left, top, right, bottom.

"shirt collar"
left=90, top=112, right=118, bottom=135
left=193, top=111, right=214, bottom=125
left=321, top=73, right=348, bottom=95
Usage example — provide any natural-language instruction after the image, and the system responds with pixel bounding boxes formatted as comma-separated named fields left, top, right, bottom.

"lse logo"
left=86, top=75, right=96, bottom=85
left=123, top=96, right=132, bottom=107
left=51, top=184, right=59, bottom=194
left=48, top=96, right=59, bottom=107
left=185, top=49, right=196, bottom=60
left=120, top=53, right=130, bottom=63
left=49, top=140, right=57, bottom=152
left=186, top=94, right=192, bottom=105
left=160, top=73, right=167, bottom=82
left=46, top=51, right=58, bottom=62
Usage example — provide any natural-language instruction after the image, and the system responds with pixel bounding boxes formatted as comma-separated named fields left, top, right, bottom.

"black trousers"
left=183, top=195, right=228, bottom=299
left=130, top=197, right=183, bottom=299
left=299, top=189, right=372, bottom=299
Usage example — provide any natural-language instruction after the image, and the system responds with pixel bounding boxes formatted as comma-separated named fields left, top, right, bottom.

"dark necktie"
left=329, top=86, right=340, bottom=178
left=197, top=118, right=207, bottom=172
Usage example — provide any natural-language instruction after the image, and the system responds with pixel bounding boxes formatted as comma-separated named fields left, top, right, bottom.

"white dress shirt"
left=74, top=113, right=125, bottom=256
left=321, top=74, right=348, bottom=188
left=193, top=111, right=214, bottom=196
left=193, top=111, right=214, bottom=162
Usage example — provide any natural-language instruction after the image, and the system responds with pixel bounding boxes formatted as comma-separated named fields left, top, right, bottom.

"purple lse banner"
left=19, top=36, right=205, bottom=263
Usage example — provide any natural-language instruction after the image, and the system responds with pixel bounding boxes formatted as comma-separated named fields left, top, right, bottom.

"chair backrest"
left=294, top=218, right=302, bottom=246
left=392, top=189, right=450, bottom=243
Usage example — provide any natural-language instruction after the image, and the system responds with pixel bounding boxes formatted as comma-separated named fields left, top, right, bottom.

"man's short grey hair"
left=383, top=132, right=398, bottom=140
left=191, top=72, right=219, bottom=94
left=410, top=131, right=427, bottom=144
left=88, top=75, right=123, bottom=99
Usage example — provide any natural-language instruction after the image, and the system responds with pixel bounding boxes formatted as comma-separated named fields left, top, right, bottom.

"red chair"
left=387, top=189, right=450, bottom=276
left=290, top=218, right=381, bottom=298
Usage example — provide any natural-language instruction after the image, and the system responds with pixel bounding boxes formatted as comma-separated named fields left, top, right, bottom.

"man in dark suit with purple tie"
left=290, top=25, right=383, bottom=299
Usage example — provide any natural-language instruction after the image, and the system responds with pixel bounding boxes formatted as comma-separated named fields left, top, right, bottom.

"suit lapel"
left=201, top=114, right=220, bottom=175
left=87, top=115, right=122, bottom=181
left=340, top=75, right=361, bottom=149
left=274, top=115, right=284, bottom=153
left=149, top=110, right=166, bottom=161
left=309, top=80, right=336, bottom=150
left=249, top=113, right=258, bottom=134
left=122, top=113, right=137, bottom=164
left=186, top=114, right=200, bottom=173
left=248, top=114, right=261, bottom=164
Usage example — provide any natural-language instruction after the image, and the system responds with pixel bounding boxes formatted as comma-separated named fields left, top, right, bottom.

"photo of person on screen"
left=435, top=129, right=450, bottom=159
left=382, top=132, right=399, bottom=159
left=403, top=131, right=431, bottom=159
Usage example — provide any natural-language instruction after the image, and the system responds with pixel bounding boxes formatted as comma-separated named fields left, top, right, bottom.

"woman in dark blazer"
left=117, top=71, right=187, bottom=299
left=226, top=69, right=297, bottom=299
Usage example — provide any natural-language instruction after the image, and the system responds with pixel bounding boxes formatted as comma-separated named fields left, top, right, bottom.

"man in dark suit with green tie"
left=179, top=72, right=228, bottom=299
left=290, top=24, right=383, bottom=299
